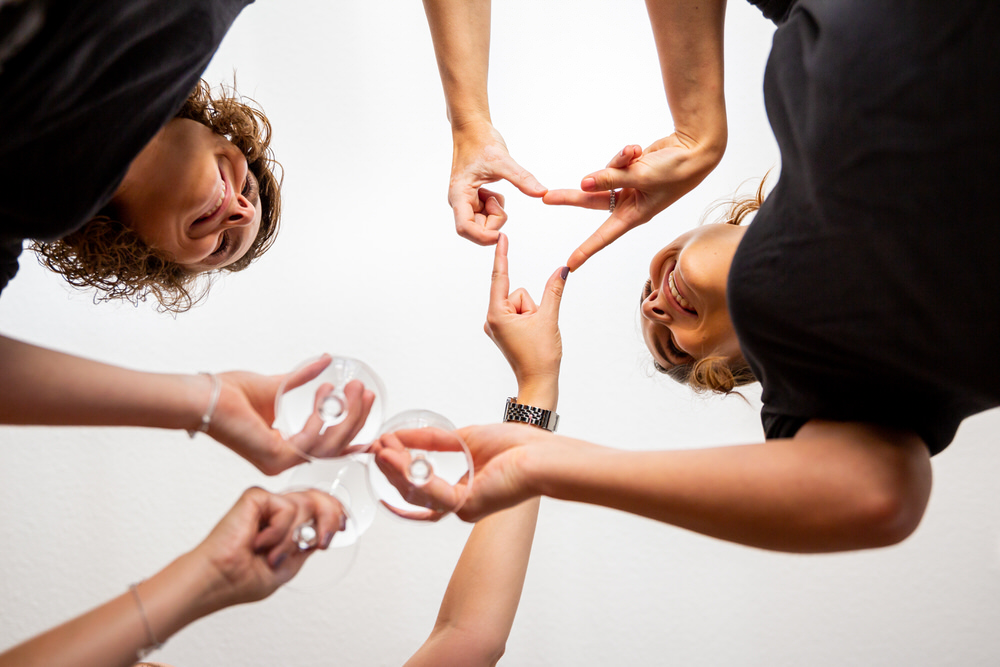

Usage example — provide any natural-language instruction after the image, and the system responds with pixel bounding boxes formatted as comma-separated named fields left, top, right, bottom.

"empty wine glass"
left=273, top=355, right=387, bottom=460
left=368, top=409, right=475, bottom=521
left=280, top=455, right=378, bottom=591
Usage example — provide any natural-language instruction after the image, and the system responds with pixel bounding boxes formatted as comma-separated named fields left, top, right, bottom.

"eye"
left=241, top=169, right=258, bottom=200
left=665, top=333, right=689, bottom=360
left=211, top=231, right=231, bottom=257
left=642, top=279, right=690, bottom=363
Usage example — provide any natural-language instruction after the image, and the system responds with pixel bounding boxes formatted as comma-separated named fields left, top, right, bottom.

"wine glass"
left=367, top=409, right=475, bottom=521
left=273, top=356, right=386, bottom=589
left=280, top=455, right=378, bottom=591
left=273, top=355, right=387, bottom=460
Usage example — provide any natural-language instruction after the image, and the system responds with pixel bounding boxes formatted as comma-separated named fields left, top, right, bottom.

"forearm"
left=422, top=0, right=493, bottom=129
left=409, top=499, right=540, bottom=667
left=408, top=379, right=552, bottom=667
left=645, top=0, right=729, bottom=151
left=0, top=552, right=220, bottom=667
left=525, top=421, right=931, bottom=553
left=0, top=334, right=205, bottom=430
left=434, top=378, right=552, bottom=631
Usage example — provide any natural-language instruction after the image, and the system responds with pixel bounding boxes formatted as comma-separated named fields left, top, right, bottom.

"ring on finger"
left=293, top=519, right=318, bottom=551
left=609, top=189, right=618, bottom=212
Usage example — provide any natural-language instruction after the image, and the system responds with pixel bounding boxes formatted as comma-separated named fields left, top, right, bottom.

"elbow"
left=854, top=488, right=924, bottom=548
left=425, top=624, right=508, bottom=667
left=848, top=462, right=932, bottom=549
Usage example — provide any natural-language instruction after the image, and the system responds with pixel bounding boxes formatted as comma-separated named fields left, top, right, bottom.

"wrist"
left=514, top=375, right=559, bottom=411
left=132, top=551, right=221, bottom=647
left=449, top=112, right=494, bottom=137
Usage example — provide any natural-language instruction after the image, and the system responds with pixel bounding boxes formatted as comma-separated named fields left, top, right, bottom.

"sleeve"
left=0, top=238, right=23, bottom=295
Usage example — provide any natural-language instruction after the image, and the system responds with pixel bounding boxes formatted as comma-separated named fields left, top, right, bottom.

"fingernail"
left=621, top=147, right=627, bottom=156
left=560, top=266, right=569, bottom=280
left=274, top=553, right=287, bottom=568
left=581, top=177, right=596, bottom=191
left=322, top=531, right=334, bottom=548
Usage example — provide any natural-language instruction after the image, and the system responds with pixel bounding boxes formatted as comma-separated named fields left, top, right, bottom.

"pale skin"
left=0, top=339, right=375, bottom=475
left=1, top=116, right=363, bottom=473
left=393, top=231, right=564, bottom=665
left=0, top=487, right=348, bottom=667
left=115, top=118, right=264, bottom=272
left=421, top=0, right=728, bottom=268
left=376, top=232, right=935, bottom=554
left=1, top=234, right=559, bottom=667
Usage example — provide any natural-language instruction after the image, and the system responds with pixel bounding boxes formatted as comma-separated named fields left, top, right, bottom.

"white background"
left=2, top=1, right=999, bottom=665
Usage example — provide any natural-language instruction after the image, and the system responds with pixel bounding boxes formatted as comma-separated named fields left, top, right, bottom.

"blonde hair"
left=654, top=177, right=768, bottom=394
left=32, top=80, right=282, bottom=313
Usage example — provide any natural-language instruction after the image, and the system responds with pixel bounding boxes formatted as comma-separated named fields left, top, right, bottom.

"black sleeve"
left=746, top=0, right=796, bottom=25
left=0, top=238, right=22, bottom=295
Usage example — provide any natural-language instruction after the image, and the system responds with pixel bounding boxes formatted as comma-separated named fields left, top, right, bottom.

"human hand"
left=207, top=355, right=376, bottom=475
left=371, top=422, right=554, bottom=522
left=191, top=486, right=347, bottom=612
left=485, top=234, right=567, bottom=389
left=449, top=121, right=547, bottom=245
left=544, top=135, right=724, bottom=270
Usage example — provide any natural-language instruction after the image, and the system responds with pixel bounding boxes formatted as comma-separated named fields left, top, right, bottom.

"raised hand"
left=449, top=122, right=546, bottom=245
left=544, top=133, right=724, bottom=271
left=485, top=233, right=566, bottom=387
left=208, top=355, right=376, bottom=475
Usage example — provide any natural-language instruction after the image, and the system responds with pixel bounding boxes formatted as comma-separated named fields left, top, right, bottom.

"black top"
left=0, top=0, right=253, bottom=294
left=731, top=0, right=1000, bottom=455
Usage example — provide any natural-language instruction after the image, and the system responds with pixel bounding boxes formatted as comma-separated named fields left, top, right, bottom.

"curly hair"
left=32, top=79, right=282, bottom=313
left=651, top=176, right=768, bottom=394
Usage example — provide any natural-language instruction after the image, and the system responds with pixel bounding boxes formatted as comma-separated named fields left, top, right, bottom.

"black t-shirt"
left=0, top=0, right=253, bottom=294
left=730, top=0, right=1000, bottom=455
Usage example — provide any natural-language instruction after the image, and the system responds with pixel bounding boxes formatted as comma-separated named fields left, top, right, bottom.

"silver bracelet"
left=502, top=397, right=559, bottom=432
left=187, top=372, right=221, bottom=439
left=129, top=581, right=164, bottom=659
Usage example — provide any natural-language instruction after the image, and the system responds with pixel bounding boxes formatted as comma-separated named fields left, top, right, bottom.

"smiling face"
left=112, top=118, right=262, bottom=272
left=640, top=222, right=748, bottom=371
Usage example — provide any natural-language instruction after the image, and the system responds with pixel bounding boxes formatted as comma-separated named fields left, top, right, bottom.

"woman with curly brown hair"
left=29, top=80, right=283, bottom=312
left=0, top=0, right=373, bottom=472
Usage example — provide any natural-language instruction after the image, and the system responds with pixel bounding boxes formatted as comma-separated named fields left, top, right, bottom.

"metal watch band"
left=502, top=397, right=559, bottom=432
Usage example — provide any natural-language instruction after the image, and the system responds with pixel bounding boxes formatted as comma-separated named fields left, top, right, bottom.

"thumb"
left=282, top=354, right=333, bottom=391
left=541, top=265, right=569, bottom=316
left=498, top=158, right=547, bottom=197
left=581, top=166, right=635, bottom=193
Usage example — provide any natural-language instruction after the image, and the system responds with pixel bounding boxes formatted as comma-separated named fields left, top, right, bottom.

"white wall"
left=2, top=2, right=999, bottom=665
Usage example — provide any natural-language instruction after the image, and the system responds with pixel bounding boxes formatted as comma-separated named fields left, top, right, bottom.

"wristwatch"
left=503, top=397, right=559, bottom=432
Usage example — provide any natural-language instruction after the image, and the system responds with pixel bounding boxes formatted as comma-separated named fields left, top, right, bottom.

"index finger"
left=489, top=232, right=511, bottom=308
left=567, top=215, right=630, bottom=271
left=542, top=188, right=612, bottom=211
left=455, top=204, right=501, bottom=245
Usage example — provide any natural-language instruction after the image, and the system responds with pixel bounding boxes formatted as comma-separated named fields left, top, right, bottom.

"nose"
left=641, top=290, right=671, bottom=324
left=220, top=193, right=256, bottom=229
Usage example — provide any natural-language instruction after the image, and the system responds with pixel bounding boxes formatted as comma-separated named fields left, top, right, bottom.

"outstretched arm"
left=0, top=487, right=346, bottom=667
left=440, top=419, right=932, bottom=553
left=400, top=234, right=562, bottom=665
left=546, top=0, right=729, bottom=270
left=0, top=335, right=374, bottom=474
left=421, top=0, right=546, bottom=245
